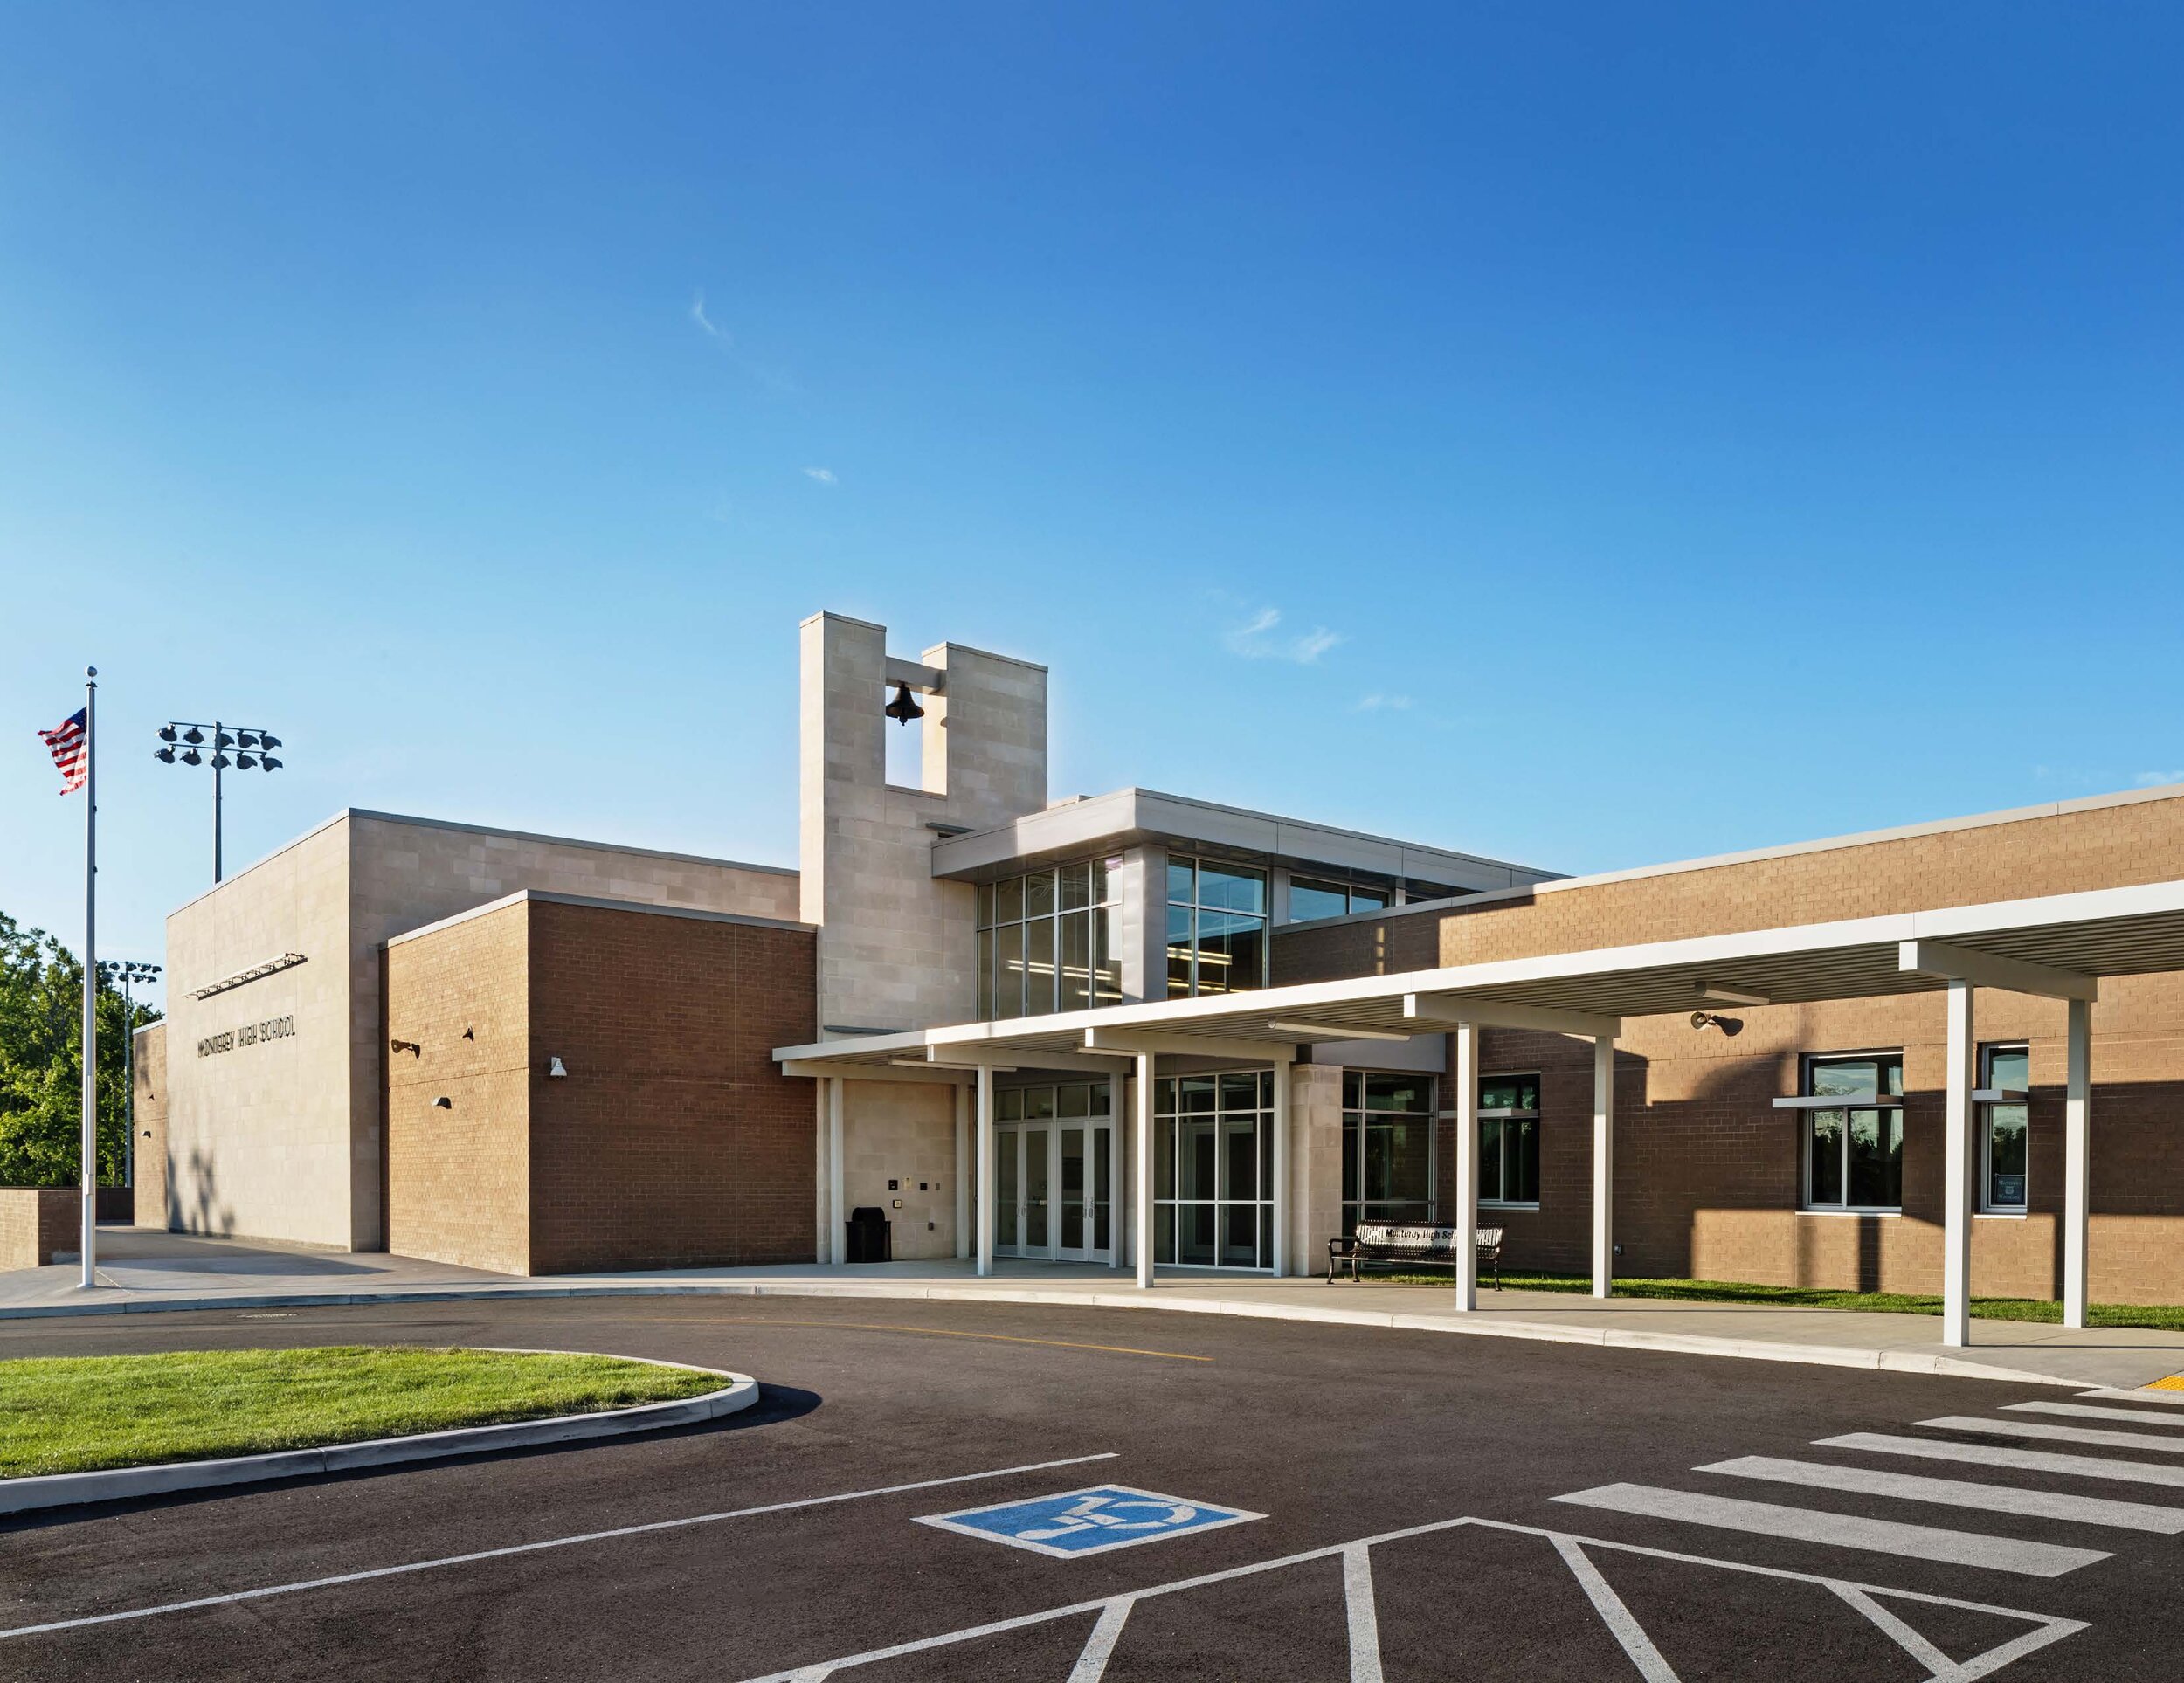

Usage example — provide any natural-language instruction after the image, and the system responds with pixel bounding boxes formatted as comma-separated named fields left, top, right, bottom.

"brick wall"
left=385, top=900, right=533, bottom=1273
left=1279, top=791, right=2184, bottom=1303
left=525, top=899, right=816, bottom=1273
left=0, top=1189, right=79, bottom=1268
left=132, top=1023, right=168, bottom=1228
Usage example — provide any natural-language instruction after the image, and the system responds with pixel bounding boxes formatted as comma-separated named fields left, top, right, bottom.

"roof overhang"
left=777, top=877, right=2184, bottom=1074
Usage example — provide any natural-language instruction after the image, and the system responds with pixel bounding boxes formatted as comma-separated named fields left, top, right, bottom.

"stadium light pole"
left=154, top=721, right=284, bottom=883
left=102, top=961, right=161, bottom=1193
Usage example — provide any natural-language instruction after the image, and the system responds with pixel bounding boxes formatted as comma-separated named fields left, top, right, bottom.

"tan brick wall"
left=0, top=1189, right=79, bottom=1267
left=1465, top=973, right=2184, bottom=1304
left=132, top=1023, right=168, bottom=1229
left=1275, top=792, right=2184, bottom=1304
left=385, top=900, right=532, bottom=1273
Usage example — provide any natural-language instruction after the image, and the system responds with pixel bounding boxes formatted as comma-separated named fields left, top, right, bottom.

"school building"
left=135, top=610, right=2184, bottom=1344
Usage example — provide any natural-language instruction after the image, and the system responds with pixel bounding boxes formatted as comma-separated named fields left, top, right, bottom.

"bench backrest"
left=1353, top=1222, right=1503, bottom=1250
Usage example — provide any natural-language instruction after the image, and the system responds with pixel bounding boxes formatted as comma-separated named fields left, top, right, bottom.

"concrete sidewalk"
left=8, top=1230, right=2182, bottom=1391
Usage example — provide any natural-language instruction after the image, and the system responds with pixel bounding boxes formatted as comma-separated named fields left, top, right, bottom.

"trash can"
left=846, top=1205, right=893, bottom=1264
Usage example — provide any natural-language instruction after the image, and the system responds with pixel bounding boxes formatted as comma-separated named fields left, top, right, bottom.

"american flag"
left=38, top=707, right=89, bottom=793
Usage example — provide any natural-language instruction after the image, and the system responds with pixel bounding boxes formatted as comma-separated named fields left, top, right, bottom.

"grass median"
left=0, top=1346, right=725, bottom=1480
left=1361, top=1269, right=2184, bottom=1331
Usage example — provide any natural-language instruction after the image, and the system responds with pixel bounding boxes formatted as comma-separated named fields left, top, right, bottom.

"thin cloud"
left=2135, top=770, right=2184, bottom=788
left=1356, top=693, right=1413, bottom=713
left=688, top=290, right=731, bottom=345
left=802, top=466, right=838, bottom=485
left=1223, top=605, right=1342, bottom=665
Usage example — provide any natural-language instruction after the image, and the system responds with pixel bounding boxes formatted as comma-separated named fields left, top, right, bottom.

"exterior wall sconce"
left=1690, top=1010, right=1744, bottom=1037
left=547, top=1057, right=569, bottom=1079
left=432, top=1096, right=452, bottom=1109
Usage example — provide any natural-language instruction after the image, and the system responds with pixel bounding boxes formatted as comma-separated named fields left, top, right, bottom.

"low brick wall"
left=0, top=1189, right=81, bottom=1269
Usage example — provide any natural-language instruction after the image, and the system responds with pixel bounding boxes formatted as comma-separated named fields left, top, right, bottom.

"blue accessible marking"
left=916, top=1483, right=1264, bottom=1558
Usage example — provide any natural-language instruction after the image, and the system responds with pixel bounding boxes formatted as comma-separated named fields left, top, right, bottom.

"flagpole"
left=79, top=666, right=98, bottom=1291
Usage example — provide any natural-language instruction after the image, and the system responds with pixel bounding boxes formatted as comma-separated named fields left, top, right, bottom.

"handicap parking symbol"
left=916, top=1484, right=1264, bottom=1558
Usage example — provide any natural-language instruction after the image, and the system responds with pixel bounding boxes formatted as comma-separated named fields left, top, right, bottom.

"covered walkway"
left=778, top=875, right=2184, bottom=1349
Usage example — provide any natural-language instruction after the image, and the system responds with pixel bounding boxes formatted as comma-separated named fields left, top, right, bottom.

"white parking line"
left=1819, top=1431, right=2184, bottom=1489
left=0, top=1452, right=1120, bottom=1643
left=1549, top=1535, right=1677, bottom=1683
left=1552, top=1483, right=2109, bottom=1576
left=736, top=1517, right=2086, bottom=1683
left=1700, top=1454, right=2184, bottom=1533
left=2009, top=1400, right=2184, bottom=1429
left=1341, top=1543, right=1385, bottom=1683
left=1919, top=1415, right=2184, bottom=1455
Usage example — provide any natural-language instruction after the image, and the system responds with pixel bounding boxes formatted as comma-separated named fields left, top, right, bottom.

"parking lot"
left=2, top=1294, right=2179, bottom=1679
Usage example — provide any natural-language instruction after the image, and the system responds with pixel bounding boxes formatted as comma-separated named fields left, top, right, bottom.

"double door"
left=996, top=1121, right=1113, bottom=1262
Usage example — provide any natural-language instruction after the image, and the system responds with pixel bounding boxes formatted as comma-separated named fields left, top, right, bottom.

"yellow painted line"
left=2143, top=1375, right=2184, bottom=1393
left=630, top=1314, right=1212, bottom=1362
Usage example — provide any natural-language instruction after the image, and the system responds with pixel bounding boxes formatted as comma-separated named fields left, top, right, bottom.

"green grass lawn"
left=1362, top=1268, right=2184, bottom=1331
left=0, top=1346, right=724, bottom=1480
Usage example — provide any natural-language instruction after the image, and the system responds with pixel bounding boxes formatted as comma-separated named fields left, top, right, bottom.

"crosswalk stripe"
left=2009, top=1401, right=2184, bottom=1429
left=1820, top=1431, right=2184, bottom=1489
left=1918, top=1415, right=2184, bottom=1454
left=1697, top=1454, right=2184, bottom=1534
left=1551, top=1484, right=2108, bottom=1577
left=2078, top=1387, right=2184, bottom=1408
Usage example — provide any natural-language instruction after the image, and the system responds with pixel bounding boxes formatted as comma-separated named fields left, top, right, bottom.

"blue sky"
left=5, top=3, right=2182, bottom=1008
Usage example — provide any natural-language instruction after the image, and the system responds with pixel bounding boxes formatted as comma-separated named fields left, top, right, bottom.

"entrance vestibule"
left=993, top=1082, right=1116, bottom=1264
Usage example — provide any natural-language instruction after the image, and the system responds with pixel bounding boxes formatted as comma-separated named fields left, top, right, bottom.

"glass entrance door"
left=1024, top=1124, right=1051, bottom=1251
left=994, top=1120, right=1116, bottom=1263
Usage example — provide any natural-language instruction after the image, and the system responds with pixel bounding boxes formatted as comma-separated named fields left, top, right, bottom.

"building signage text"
left=197, top=1016, right=297, bottom=1059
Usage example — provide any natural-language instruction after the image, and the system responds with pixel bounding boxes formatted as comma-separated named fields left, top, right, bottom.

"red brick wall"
left=524, top=900, right=816, bottom=1273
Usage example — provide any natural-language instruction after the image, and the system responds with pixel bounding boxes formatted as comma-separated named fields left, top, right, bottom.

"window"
left=1153, top=1072, right=1274, bottom=1268
left=1803, top=1053, right=1904, bottom=1211
left=1289, top=876, right=1393, bottom=924
left=977, top=860, right=1123, bottom=1019
left=1982, top=1044, right=2029, bottom=1212
left=1166, top=859, right=1268, bottom=997
left=1479, top=1073, right=1540, bottom=1207
left=1341, top=1072, right=1435, bottom=1234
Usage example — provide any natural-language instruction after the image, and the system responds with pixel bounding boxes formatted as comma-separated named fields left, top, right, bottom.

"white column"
left=1271, top=1053, right=1290, bottom=1279
left=2063, top=996, right=2092, bottom=1329
left=975, top=1064, right=995, bottom=1278
left=1109, top=1073, right=1124, bottom=1268
left=813, top=1080, right=829, bottom=1261
left=1454, top=1022, right=1479, bottom=1312
left=826, top=1077, right=846, bottom=1266
left=1942, top=979, right=1976, bottom=1348
left=954, top=1083, right=971, bottom=1261
left=1592, top=1035, right=1615, bottom=1299
left=1134, top=1051, right=1156, bottom=1289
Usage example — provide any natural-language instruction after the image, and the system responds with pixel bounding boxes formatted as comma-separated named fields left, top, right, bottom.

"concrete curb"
left=0, top=1276, right=2128, bottom=1389
left=0, top=1352, right=757, bottom=1518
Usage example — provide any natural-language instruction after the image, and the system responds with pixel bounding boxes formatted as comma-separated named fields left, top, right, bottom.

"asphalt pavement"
left=1, top=1294, right=2178, bottom=1680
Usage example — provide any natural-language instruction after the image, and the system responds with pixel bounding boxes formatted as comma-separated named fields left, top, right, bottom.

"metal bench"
left=1327, top=1222, right=1503, bottom=1287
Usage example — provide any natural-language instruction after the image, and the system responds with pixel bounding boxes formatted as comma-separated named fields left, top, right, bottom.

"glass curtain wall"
left=977, top=859, right=1123, bottom=1019
left=1153, top=1072, right=1274, bottom=1268
left=1803, top=1053, right=1904, bottom=1211
left=1340, top=1072, right=1435, bottom=1234
left=1982, top=1045, right=2029, bottom=1211
left=1290, top=878, right=1393, bottom=923
left=1166, top=859, right=1268, bottom=997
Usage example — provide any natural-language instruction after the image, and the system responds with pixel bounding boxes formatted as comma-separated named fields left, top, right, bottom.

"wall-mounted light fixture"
left=1690, top=1010, right=1745, bottom=1037
left=547, top=1057, right=569, bottom=1079
left=390, top=1038, right=421, bottom=1057
left=432, top=1096, right=452, bottom=1109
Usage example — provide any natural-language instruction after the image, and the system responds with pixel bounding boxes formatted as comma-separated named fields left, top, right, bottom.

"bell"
left=884, top=682, right=925, bottom=726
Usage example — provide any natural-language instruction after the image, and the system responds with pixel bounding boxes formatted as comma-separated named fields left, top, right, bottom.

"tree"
left=0, top=911, right=159, bottom=1188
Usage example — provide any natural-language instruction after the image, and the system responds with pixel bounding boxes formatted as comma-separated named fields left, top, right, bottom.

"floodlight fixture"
left=154, top=719, right=288, bottom=884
